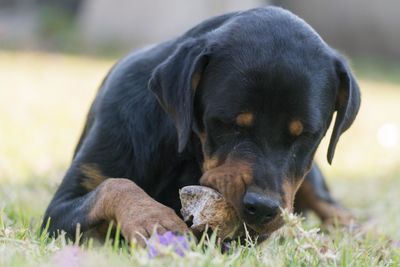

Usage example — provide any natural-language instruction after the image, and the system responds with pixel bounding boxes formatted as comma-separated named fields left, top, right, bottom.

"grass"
left=1, top=50, right=400, bottom=266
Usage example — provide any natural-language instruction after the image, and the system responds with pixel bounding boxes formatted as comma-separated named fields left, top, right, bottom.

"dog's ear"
left=327, top=57, right=361, bottom=164
left=148, top=38, right=209, bottom=152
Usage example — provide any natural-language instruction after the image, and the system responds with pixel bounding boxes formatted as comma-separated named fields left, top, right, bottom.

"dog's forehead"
left=203, top=59, right=333, bottom=121
left=201, top=8, right=338, bottom=123
left=208, top=7, right=331, bottom=64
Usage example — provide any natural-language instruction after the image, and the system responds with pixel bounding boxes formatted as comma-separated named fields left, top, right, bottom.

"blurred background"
left=1, top=1, right=399, bottom=231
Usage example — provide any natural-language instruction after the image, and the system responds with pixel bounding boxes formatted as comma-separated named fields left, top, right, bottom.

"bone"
left=179, top=185, right=244, bottom=240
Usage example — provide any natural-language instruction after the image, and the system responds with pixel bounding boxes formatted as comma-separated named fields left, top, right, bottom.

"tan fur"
left=296, top=179, right=354, bottom=225
left=289, top=120, right=303, bottom=136
left=282, top=178, right=305, bottom=211
left=235, top=112, right=254, bottom=127
left=199, top=131, right=206, bottom=143
left=198, top=131, right=219, bottom=172
left=80, top=163, right=107, bottom=190
left=202, top=156, right=220, bottom=172
left=200, top=157, right=253, bottom=209
left=198, top=131, right=208, bottom=158
left=87, top=178, right=188, bottom=246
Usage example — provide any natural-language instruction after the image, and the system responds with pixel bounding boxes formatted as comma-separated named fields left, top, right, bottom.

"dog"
left=42, top=6, right=360, bottom=244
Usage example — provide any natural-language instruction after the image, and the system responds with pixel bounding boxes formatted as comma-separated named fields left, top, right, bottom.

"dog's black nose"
left=242, top=192, right=279, bottom=224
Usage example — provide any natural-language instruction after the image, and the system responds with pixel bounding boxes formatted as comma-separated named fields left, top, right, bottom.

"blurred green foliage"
left=37, top=5, right=79, bottom=51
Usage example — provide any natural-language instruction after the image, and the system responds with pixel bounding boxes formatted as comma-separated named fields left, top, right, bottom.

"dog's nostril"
left=244, top=204, right=257, bottom=215
left=242, top=192, right=280, bottom=224
left=263, top=207, right=278, bottom=220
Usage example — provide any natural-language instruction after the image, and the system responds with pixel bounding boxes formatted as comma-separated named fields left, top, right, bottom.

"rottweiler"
left=42, top=6, right=360, bottom=244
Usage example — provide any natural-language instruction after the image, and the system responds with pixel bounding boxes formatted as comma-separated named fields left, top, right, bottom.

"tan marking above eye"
left=289, top=120, right=304, bottom=136
left=235, top=112, right=254, bottom=127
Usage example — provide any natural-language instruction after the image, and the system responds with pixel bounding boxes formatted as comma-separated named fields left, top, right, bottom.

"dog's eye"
left=287, top=129, right=315, bottom=145
left=210, top=118, right=233, bottom=128
left=301, top=131, right=318, bottom=139
left=208, top=117, right=248, bottom=140
left=208, top=118, right=236, bottom=138
left=291, top=131, right=320, bottom=147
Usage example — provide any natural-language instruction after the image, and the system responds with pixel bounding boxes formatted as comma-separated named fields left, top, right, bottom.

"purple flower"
left=147, top=231, right=190, bottom=258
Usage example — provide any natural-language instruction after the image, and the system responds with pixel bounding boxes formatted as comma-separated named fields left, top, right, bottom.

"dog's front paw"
left=95, top=178, right=189, bottom=246
left=118, top=199, right=189, bottom=246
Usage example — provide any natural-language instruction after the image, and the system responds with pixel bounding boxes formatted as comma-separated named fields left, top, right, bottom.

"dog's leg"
left=294, top=163, right=353, bottom=226
left=42, top=119, right=189, bottom=244
left=42, top=177, right=188, bottom=246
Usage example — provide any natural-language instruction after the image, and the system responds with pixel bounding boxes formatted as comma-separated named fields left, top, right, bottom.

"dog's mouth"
left=243, top=213, right=285, bottom=237
left=226, top=215, right=285, bottom=243
left=196, top=157, right=293, bottom=240
left=231, top=198, right=287, bottom=240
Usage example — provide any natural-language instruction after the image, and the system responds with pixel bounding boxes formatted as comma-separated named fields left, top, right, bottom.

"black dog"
left=42, top=6, right=360, bottom=243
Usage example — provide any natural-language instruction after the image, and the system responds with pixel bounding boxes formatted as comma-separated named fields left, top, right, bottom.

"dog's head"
left=149, top=7, right=360, bottom=236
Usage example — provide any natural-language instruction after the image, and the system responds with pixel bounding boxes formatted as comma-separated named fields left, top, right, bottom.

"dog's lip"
left=196, top=185, right=285, bottom=236
left=242, top=214, right=285, bottom=236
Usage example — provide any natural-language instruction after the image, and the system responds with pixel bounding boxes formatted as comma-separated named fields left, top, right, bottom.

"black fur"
left=42, top=6, right=360, bottom=239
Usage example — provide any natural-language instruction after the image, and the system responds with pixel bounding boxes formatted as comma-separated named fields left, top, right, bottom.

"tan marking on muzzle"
left=235, top=112, right=254, bottom=127
left=81, top=163, right=107, bottom=190
left=289, top=120, right=303, bottom=137
left=282, top=178, right=305, bottom=211
left=202, top=156, right=220, bottom=172
left=200, top=158, right=253, bottom=209
left=197, top=131, right=220, bottom=172
left=199, top=131, right=206, bottom=144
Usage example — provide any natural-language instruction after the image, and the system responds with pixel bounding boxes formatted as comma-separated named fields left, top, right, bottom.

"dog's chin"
left=244, top=216, right=285, bottom=240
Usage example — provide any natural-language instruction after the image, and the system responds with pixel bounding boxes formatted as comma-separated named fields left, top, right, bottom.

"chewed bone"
left=179, top=185, right=244, bottom=240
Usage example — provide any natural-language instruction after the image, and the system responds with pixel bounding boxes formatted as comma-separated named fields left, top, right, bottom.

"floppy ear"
left=148, top=38, right=209, bottom=152
left=327, top=57, right=361, bottom=164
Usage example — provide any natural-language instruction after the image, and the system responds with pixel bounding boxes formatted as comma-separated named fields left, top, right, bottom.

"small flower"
left=146, top=231, right=190, bottom=258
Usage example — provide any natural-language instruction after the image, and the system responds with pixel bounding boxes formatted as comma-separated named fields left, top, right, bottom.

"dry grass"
left=0, top=50, right=399, bottom=266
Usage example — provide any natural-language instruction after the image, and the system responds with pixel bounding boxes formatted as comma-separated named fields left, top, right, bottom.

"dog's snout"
left=242, top=192, right=279, bottom=224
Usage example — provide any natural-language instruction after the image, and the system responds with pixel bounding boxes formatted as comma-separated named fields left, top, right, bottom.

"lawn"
left=0, top=50, right=399, bottom=266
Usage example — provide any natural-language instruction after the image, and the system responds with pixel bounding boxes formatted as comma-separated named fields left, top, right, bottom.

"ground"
left=0, top=51, right=399, bottom=266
